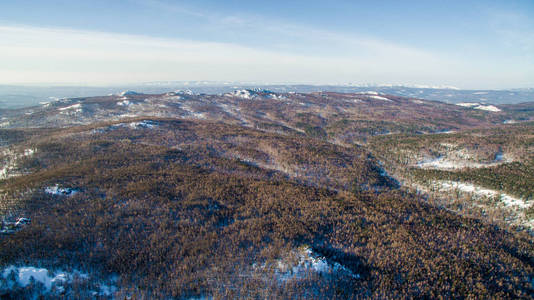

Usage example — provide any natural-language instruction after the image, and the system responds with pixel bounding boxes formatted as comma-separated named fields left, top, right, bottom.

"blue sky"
left=0, top=0, right=533, bottom=88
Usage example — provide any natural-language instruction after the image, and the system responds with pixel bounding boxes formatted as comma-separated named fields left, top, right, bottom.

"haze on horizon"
left=1, top=0, right=533, bottom=90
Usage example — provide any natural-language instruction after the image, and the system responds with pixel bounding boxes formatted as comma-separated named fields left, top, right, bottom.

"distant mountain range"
left=1, top=83, right=533, bottom=109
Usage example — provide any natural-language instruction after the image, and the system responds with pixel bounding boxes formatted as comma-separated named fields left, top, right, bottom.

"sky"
left=0, top=0, right=533, bottom=89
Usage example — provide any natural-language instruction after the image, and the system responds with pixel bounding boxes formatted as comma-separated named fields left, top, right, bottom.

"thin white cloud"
left=0, top=24, right=531, bottom=88
left=0, top=24, right=451, bottom=85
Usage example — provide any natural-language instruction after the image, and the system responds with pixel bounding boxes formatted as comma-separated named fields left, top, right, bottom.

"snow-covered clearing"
left=475, top=104, right=500, bottom=112
left=254, top=247, right=359, bottom=281
left=1, top=266, right=73, bottom=292
left=416, top=152, right=508, bottom=170
left=456, top=102, right=501, bottom=112
left=1, top=148, right=36, bottom=180
left=225, top=89, right=280, bottom=100
left=369, top=95, right=392, bottom=102
left=128, top=120, right=157, bottom=129
left=417, top=157, right=480, bottom=170
left=432, top=180, right=531, bottom=208
left=91, top=120, right=157, bottom=133
left=0, top=266, right=117, bottom=297
left=456, top=102, right=478, bottom=108
left=58, top=103, right=82, bottom=113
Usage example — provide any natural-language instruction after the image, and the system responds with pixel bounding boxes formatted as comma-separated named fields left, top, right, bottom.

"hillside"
left=0, top=91, right=533, bottom=298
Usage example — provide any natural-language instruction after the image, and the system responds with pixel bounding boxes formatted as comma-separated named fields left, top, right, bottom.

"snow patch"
left=369, top=95, right=392, bottom=102
left=1, top=217, right=31, bottom=234
left=58, top=103, right=82, bottom=115
left=117, top=100, right=131, bottom=106
left=456, top=102, right=501, bottom=112
left=58, top=103, right=81, bottom=111
left=92, top=120, right=157, bottom=132
left=128, top=120, right=157, bottom=129
left=1, top=266, right=70, bottom=291
left=188, top=112, right=207, bottom=119
left=1, top=148, right=36, bottom=180
left=225, top=89, right=280, bottom=100
left=417, top=157, right=461, bottom=170
left=475, top=104, right=501, bottom=112
left=15, top=217, right=31, bottom=226
left=44, top=185, right=78, bottom=196
left=457, top=102, right=478, bottom=108
left=0, top=266, right=116, bottom=297
left=416, top=157, right=487, bottom=169
left=416, top=152, right=509, bottom=170
left=255, top=247, right=359, bottom=281
left=436, top=130, right=455, bottom=134
left=167, top=90, right=196, bottom=96
left=267, top=93, right=286, bottom=100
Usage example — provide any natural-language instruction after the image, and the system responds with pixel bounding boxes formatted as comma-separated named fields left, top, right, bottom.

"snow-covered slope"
left=456, top=102, right=501, bottom=112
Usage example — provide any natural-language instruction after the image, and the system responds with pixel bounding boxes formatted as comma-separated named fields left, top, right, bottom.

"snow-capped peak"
left=165, top=90, right=197, bottom=97
left=226, top=89, right=255, bottom=99
left=118, top=90, right=141, bottom=97
left=225, top=89, right=281, bottom=100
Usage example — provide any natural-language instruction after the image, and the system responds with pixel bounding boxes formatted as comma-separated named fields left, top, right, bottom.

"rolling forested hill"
left=0, top=90, right=533, bottom=298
